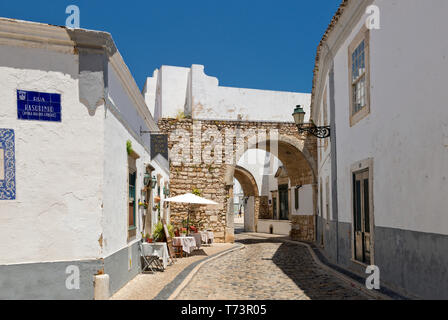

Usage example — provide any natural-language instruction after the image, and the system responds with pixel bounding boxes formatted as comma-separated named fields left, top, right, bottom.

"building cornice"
left=0, top=17, right=157, bottom=131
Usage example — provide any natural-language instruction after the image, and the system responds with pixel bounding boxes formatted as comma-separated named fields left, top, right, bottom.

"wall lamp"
left=163, top=185, right=170, bottom=197
left=144, top=174, right=157, bottom=189
left=292, top=105, right=331, bottom=139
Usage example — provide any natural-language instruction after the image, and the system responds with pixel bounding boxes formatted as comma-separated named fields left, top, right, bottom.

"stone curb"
left=153, top=243, right=245, bottom=300
left=245, top=233, right=392, bottom=300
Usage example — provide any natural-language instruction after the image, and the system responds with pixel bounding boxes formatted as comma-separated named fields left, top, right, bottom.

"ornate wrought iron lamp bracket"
left=292, top=105, right=331, bottom=139
left=296, top=123, right=331, bottom=139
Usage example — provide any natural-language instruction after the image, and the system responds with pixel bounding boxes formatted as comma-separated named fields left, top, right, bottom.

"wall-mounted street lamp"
left=292, top=105, right=331, bottom=139
left=144, top=173, right=151, bottom=186
left=144, top=174, right=157, bottom=189
left=163, top=185, right=170, bottom=197
left=151, top=176, right=157, bottom=189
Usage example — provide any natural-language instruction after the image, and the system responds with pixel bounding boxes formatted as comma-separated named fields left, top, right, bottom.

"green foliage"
left=126, top=140, right=133, bottom=155
left=152, top=221, right=174, bottom=242
left=192, top=188, right=202, bottom=196
left=175, top=110, right=186, bottom=120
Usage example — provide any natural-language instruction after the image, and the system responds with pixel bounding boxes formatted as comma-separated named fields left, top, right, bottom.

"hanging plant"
left=126, top=140, right=133, bottom=155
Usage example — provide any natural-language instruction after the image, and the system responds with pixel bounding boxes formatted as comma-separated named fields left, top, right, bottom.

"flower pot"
left=154, top=196, right=161, bottom=203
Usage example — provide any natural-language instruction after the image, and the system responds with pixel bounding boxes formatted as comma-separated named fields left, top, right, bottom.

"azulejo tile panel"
left=0, top=129, right=16, bottom=200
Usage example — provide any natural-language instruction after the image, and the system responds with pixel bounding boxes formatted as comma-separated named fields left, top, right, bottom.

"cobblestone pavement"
left=176, top=233, right=373, bottom=300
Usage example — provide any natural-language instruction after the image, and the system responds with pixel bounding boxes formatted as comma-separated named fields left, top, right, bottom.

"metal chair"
left=139, top=241, right=161, bottom=273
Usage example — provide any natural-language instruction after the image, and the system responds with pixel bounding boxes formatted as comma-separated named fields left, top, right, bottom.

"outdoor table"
left=206, top=231, right=214, bottom=244
left=199, top=231, right=209, bottom=244
left=141, top=242, right=169, bottom=269
left=200, top=231, right=214, bottom=245
left=192, top=233, right=202, bottom=250
left=172, top=236, right=197, bottom=254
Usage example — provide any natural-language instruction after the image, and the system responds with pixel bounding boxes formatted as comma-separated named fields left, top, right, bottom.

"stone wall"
left=158, top=118, right=317, bottom=243
left=290, top=215, right=315, bottom=242
left=258, top=196, right=270, bottom=220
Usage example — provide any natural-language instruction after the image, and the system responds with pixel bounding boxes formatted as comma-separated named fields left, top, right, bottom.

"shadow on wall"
left=236, top=237, right=368, bottom=300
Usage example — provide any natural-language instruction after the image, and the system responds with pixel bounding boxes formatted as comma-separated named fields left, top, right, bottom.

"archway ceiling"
left=234, top=165, right=259, bottom=197
left=243, top=140, right=314, bottom=186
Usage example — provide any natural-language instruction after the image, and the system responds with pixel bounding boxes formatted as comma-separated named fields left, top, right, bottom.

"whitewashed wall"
left=103, top=63, right=168, bottom=257
left=190, top=65, right=310, bottom=122
left=0, top=45, right=104, bottom=264
left=317, top=82, right=332, bottom=220
left=144, top=64, right=311, bottom=123
left=329, top=0, right=448, bottom=235
left=291, top=184, right=314, bottom=216
left=143, top=66, right=190, bottom=122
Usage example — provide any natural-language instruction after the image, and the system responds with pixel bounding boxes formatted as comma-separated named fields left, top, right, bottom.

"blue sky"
left=0, top=0, right=340, bottom=93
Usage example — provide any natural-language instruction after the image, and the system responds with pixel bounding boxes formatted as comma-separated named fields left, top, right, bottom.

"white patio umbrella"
left=163, top=193, right=218, bottom=234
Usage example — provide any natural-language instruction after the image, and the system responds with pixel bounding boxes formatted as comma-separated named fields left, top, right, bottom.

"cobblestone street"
left=176, top=232, right=373, bottom=300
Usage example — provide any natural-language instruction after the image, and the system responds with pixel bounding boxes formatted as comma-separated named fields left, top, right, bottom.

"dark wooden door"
left=278, top=184, right=289, bottom=220
left=353, top=170, right=371, bottom=264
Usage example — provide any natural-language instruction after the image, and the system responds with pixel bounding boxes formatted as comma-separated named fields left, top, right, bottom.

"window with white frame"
left=352, top=40, right=366, bottom=113
left=348, top=26, right=370, bottom=126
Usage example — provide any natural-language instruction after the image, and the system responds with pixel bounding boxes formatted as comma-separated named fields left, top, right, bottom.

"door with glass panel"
left=278, top=184, right=289, bottom=220
left=353, top=170, right=371, bottom=264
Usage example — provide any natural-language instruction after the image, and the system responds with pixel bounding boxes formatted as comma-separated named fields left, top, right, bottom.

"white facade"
left=0, top=19, right=167, bottom=299
left=313, top=0, right=448, bottom=299
left=143, top=64, right=311, bottom=123
left=0, top=41, right=104, bottom=264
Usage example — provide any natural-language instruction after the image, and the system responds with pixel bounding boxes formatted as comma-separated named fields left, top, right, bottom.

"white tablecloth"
left=173, top=236, right=197, bottom=254
left=200, top=231, right=214, bottom=244
left=141, top=242, right=169, bottom=269
left=192, top=233, right=202, bottom=249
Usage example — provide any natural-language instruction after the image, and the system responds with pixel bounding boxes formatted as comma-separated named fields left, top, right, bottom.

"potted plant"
left=152, top=221, right=174, bottom=242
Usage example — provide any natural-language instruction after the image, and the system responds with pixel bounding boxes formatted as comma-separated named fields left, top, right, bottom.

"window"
left=128, top=152, right=139, bottom=240
left=348, top=26, right=370, bottom=126
left=128, top=170, right=136, bottom=231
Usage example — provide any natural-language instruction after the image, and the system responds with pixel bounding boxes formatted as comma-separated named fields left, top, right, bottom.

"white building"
left=312, top=0, right=448, bottom=299
left=143, top=64, right=311, bottom=123
left=0, top=18, right=168, bottom=299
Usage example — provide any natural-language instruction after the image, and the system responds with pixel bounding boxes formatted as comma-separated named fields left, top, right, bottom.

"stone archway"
left=234, top=165, right=260, bottom=232
left=224, top=134, right=317, bottom=241
left=158, top=118, right=317, bottom=243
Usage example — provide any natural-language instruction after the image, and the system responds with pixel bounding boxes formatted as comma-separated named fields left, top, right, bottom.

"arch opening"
left=225, top=135, right=317, bottom=240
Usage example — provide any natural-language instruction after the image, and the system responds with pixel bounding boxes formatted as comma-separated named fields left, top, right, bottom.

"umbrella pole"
left=187, top=205, right=190, bottom=236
